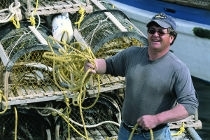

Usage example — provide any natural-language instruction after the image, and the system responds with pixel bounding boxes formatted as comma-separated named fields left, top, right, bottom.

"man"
left=85, top=13, right=198, bottom=140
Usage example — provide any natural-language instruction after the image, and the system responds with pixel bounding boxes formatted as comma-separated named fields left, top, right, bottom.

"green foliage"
left=193, top=27, right=210, bottom=39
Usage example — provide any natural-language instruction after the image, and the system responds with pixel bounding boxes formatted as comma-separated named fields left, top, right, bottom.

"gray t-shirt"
left=105, top=46, right=198, bottom=125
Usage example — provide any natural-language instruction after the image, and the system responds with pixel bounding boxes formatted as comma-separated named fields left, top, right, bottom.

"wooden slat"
left=25, top=0, right=93, bottom=17
left=87, top=83, right=125, bottom=95
left=28, top=26, right=48, bottom=45
left=7, top=86, right=15, bottom=99
left=169, top=115, right=202, bottom=129
left=42, top=85, right=56, bottom=96
left=29, top=86, right=40, bottom=98
left=98, top=75, right=124, bottom=86
left=16, top=86, right=26, bottom=97
left=91, top=0, right=127, bottom=32
left=74, top=29, right=89, bottom=47
left=30, top=85, right=45, bottom=97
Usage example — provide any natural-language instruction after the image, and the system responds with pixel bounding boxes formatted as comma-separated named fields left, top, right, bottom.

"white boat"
left=110, top=0, right=210, bottom=83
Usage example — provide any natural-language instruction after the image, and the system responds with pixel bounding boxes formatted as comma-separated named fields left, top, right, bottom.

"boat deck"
left=113, top=0, right=210, bottom=25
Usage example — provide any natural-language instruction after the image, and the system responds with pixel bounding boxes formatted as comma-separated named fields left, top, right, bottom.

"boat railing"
left=161, top=0, right=210, bottom=10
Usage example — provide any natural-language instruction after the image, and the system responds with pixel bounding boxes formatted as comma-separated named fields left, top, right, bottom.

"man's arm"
left=137, top=104, right=189, bottom=130
left=155, top=103, right=189, bottom=124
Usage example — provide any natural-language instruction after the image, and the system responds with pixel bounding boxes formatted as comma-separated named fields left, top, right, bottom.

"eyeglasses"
left=148, top=28, right=169, bottom=36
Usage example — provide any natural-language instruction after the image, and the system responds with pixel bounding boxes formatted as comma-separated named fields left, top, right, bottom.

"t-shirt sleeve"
left=105, top=48, right=130, bottom=76
left=174, top=65, right=199, bottom=115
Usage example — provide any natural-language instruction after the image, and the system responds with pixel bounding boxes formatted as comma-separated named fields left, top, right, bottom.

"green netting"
left=79, top=9, right=148, bottom=58
left=0, top=108, right=50, bottom=139
left=0, top=25, right=59, bottom=100
left=0, top=0, right=15, bottom=9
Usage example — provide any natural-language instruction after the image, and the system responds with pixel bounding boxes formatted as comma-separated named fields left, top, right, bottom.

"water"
left=193, top=77, right=210, bottom=139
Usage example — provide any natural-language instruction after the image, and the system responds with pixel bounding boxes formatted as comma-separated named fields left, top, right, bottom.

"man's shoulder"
left=167, top=51, right=188, bottom=69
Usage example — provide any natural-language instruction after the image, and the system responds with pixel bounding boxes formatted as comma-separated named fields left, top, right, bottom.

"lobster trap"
left=0, top=94, right=122, bottom=139
left=0, top=107, right=51, bottom=139
left=0, top=0, right=148, bottom=139
left=78, top=8, right=148, bottom=58
left=0, top=23, right=124, bottom=138
left=56, top=94, right=122, bottom=139
left=0, top=24, right=63, bottom=107
left=0, top=29, right=126, bottom=108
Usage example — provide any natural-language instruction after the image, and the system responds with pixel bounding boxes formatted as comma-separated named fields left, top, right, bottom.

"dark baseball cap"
left=147, top=13, right=176, bottom=30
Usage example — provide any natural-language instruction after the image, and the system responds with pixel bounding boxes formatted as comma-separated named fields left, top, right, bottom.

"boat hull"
left=111, top=0, right=210, bottom=82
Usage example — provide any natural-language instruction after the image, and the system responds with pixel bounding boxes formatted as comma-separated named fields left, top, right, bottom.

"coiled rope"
left=43, top=36, right=102, bottom=139
left=0, top=90, right=8, bottom=114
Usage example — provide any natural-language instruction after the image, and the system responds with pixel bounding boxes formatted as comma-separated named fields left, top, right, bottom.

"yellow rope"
left=61, top=30, right=70, bottom=43
left=43, top=37, right=102, bottom=139
left=128, top=123, right=138, bottom=140
left=10, top=15, right=20, bottom=28
left=63, top=92, right=71, bottom=139
left=128, top=123, right=154, bottom=140
left=150, top=129, right=154, bottom=140
left=30, top=0, right=39, bottom=26
left=171, top=122, right=185, bottom=136
left=43, top=37, right=97, bottom=92
left=0, top=90, right=8, bottom=114
left=75, top=6, right=85, bottom=29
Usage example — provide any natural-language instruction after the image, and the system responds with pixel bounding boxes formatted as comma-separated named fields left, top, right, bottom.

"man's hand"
left=84, top=59, right=107, bottom=74
left=84, top=61, right=97, bottom=74
left=137, top=115, right=160, bottom=130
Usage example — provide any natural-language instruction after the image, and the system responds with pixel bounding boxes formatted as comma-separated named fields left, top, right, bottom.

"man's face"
left=147, top=25, right=174, bottom=52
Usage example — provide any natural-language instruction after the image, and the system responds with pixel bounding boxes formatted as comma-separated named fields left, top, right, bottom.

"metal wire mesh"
left=7, top=50, right=54, bottom=90
left=0, top=0, right=15, bottom=9
left=1, top=26, right=48, bottom=61
left=0, top=108, right=50, bottom=139
left=0, top=94, right=121, bottom=139
left=0, top=25, right=61, bottom=101
left=79, top=9, right=148, bottom=58
left=0, top=1, right=147, bottom=139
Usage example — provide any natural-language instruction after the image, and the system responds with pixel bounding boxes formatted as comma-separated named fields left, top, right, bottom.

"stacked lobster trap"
left=0, top=0, right=148, bottom=139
